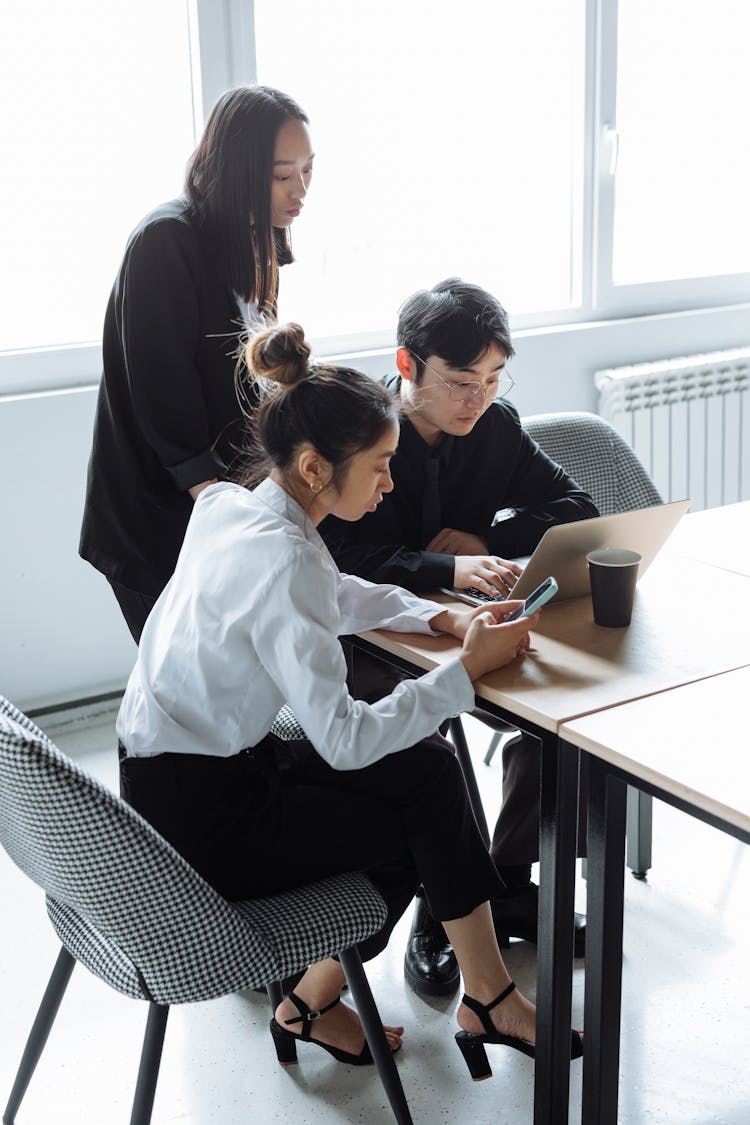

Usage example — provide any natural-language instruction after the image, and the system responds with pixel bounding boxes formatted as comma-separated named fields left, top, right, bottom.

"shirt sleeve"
left=118, top=218, right=224, bottom=490
left=250, top=547, right=474, bottom=770
left=320, top=523, right=455, bottom=594
left=484, top=408, right=599, bottom=558
left=334, top=571, right=446, bottom=634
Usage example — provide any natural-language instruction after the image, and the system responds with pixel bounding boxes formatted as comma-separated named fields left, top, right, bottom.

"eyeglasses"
left=413, top=355, right=515, bottom=403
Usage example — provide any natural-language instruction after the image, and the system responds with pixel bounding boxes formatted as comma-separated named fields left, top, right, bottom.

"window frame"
left=0, top=0, right=245, bottom=396
left=2, top=0, right=749, bottom=396
left=590, top=0, right=750, bottom=319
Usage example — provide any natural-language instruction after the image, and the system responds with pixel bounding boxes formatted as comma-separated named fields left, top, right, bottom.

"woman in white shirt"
left=117, top=323, right=582, bottom=1080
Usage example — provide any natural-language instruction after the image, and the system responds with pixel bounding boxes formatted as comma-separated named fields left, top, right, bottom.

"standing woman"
left=79, top=86, right=313, bottom=641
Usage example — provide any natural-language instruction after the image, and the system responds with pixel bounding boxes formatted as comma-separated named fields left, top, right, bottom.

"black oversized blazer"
left=80, top=198, right=264, bottom=597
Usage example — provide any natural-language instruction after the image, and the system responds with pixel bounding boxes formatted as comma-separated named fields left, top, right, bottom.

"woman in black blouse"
left=79, top=85, right=313, bottom=641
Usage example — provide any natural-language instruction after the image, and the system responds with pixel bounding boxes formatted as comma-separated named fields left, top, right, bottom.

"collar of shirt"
left=384, top=373, right=456, bottom=468
left=251, top=477, right=327, bottom=550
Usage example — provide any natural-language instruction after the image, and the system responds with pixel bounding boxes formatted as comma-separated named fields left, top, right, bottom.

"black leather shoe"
left=491, top=882, right=586, bottom=958
left=403, top=896, right=460, bottom=997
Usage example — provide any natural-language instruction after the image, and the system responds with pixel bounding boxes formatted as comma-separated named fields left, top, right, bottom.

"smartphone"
left=504, top=576, right=558, bottom=621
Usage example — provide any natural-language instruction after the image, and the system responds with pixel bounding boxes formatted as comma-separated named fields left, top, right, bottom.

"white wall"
left=1, top=387, right=136, bottom=712
left=2, top=302, right=749, bottom=711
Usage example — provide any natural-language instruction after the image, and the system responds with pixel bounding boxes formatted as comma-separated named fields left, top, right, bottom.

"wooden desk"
left=356, top=546, right=750, bottom=1123
left=665, top=500, right=750, bottom=578
left=360, top=553, right=750, bottom=732
left=560, top=669, right=750, bottom=1124
left=561, top=669, right=750, bottom=836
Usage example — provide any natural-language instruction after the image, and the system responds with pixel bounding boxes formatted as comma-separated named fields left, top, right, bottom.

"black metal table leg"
left=582, top=751, right=627, bottom=1125
left=534, top=733, right=580, bottom=1125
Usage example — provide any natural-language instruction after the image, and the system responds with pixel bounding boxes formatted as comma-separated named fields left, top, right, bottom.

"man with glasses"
left=321, top=277, right=598, bottom=998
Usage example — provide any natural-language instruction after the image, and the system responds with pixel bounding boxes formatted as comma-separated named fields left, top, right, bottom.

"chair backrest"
left=0, top=696, right=278, bottom=1002
left=522, top=411, right=662, bottom=515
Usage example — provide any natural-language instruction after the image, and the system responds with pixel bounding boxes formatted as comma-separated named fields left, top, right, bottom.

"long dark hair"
left=185, top=85, right=308, bottom=312
left=237, top=324, right=397, bottom=491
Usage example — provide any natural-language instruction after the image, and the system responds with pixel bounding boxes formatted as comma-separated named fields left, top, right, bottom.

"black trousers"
left=489, top=733, right=588, bottom=865
left=488, top=733, right=545, bottom=866
left=347, top=646, right=546, bottom=867
left=120, top=732, right=503, bottom=963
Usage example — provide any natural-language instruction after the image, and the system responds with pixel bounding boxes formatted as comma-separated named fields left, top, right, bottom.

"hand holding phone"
left=459, top=582, right=554, bottom=680
left=503, top=576, right=558, bottom=621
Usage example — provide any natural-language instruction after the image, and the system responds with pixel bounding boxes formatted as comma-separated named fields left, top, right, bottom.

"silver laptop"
left=441, top=499, right=691, bottom=606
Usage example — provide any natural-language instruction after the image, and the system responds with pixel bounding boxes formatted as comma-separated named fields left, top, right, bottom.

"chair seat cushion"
left=270, top=704, right=308, bottom=742
left=46, top=871, right=387, bottom=1005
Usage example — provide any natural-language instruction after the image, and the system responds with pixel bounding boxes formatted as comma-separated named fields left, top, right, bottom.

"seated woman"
left=116, top=323, right=582, bottom=1079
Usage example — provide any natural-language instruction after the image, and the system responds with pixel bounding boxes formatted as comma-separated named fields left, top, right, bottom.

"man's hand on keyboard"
left=452, top=553, right=523, bottom=597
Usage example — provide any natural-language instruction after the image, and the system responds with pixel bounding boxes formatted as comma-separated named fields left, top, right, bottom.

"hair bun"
left=247, top=322, right=311, bottom=388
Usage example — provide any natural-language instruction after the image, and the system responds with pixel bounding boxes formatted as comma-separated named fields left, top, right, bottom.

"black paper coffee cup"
left=586, top=548, right=641, bottom=627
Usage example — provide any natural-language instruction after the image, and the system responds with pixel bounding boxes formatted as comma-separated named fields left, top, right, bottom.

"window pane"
left=0, top=0, right=196, bottom=352
left=613, top=0, right=750, bottom=285
left=255, top=0, right=585, bottom=344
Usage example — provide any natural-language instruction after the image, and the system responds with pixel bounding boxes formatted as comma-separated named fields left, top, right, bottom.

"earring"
left=310, top=480, right=322, bottom=494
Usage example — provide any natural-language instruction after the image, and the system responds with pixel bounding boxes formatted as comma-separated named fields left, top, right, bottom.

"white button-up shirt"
left=117, top=479, right=474, bottom=770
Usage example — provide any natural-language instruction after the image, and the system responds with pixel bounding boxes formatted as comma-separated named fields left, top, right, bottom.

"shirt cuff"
left=166, top=449, right=226, bottom=491
left=420, top=656, right=475, bottom=715
left=416, top=551, right=456, bottom=589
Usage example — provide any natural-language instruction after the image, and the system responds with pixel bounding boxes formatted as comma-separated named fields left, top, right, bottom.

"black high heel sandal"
left=269, top=990, right=376, bottom=1067
left=455, top=981, right=583, bottom=1080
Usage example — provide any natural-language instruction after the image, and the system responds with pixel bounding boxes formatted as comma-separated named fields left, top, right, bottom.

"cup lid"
left=586, top=548, right=642, bottom=566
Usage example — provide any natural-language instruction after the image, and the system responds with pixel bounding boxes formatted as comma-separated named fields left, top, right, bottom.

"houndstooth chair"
left=477, top=411, right=662, bottom=876
left=270, top=704, right=309, bottom=742
left=0, top=696, right=413, bottom=1125
left=522, top=411, right=662, bottom=516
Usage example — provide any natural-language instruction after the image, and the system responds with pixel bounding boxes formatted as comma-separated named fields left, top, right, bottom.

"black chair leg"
left=3, top=945, right=75, bottom=1124
left=484, top=731, right=502, bottom=765
left=626, top=786, right=653, bottom=878
left=339, top=947, right=413, bottom=1125
left=484, top=727, right=523, bottom=766
left=129, top=1003, right=169, bottom=1125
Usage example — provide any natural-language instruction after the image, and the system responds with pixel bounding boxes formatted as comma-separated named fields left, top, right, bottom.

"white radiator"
left=595, top=347, right=750, bottom=511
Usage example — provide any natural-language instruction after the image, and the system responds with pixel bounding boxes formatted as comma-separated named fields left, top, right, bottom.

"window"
left=2, top=0, right=748, bottom=387
left=612, top=0, right=750, bottom=286
left=255, top=0, right=749, bottom=347
left=0, top=0, right=197, bottom=354
left=255, top=0, right=586, bottom=348
left=594, top=0, right=750, bottom=316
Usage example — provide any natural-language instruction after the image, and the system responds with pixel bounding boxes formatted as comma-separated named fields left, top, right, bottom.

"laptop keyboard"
left=457, top=586, right=508, bottom=603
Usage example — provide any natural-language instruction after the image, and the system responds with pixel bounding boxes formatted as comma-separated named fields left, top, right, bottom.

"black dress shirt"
left=321, top=373, right=599, bottom=594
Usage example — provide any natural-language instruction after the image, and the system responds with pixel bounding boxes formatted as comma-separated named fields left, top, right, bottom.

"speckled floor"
left=1, top=708, right=748, bottom=1124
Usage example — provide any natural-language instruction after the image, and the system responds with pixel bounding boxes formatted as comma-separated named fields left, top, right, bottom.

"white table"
left=560, top=668, right=750, bottom=1123
left=664, top=500, right=750, bottom=578
left=356, top=546, right=750, bottom=1122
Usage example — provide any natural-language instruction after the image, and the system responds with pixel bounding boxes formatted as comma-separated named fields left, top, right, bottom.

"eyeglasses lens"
left=448, top=375, right=514, bottom=402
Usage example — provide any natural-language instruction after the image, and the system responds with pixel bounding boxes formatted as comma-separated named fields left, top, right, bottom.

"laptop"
left=441, top=499, right=691, bottom=606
